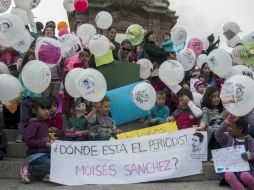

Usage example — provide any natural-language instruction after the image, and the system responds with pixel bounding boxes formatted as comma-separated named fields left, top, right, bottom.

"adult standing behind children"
left=143, top=31, right=169, bottom=65
left=42, top=24, right=63, bottom=97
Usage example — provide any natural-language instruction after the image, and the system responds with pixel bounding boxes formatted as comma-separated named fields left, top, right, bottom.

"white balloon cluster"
left=65, top=68, right=107, bottom=102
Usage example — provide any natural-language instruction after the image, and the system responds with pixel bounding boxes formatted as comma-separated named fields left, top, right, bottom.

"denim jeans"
left=28, top=154, right=50, bottom=178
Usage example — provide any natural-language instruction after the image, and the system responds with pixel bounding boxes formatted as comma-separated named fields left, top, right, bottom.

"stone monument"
left=68, top=0, right=178, bottom=42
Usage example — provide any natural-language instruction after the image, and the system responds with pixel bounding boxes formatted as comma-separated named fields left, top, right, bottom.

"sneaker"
left=42, top=174, right=50, bottom=182
left=20, top=164, right=30, bottom=184
left=16, top=135, right=24, bottom=143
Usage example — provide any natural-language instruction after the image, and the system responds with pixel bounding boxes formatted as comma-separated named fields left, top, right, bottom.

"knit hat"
left=194, top=80, right=206, bottom=90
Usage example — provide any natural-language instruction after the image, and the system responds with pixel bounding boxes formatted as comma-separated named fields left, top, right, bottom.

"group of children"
left=0, top=21, right=254, bottom=189
left=19, top=95, right=121, bottom=184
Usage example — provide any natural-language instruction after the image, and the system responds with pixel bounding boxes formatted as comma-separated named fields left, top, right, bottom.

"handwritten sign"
left=212, top=145, right=250, bottom=173
left=117, top=122, right=178, bottom=139
left=50, top=129, right=206, bottom=185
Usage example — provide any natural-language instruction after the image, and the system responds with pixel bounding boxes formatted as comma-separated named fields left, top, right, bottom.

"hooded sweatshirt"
left=24, top=118, right=50, bottom=156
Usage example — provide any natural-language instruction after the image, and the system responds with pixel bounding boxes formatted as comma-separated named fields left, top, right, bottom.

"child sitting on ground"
left=88, top=96, right=121, bottom=140
left=20, top=97, right=53, bottom=184
left=144, top=91, right=169, bottom=127
left=215, top=115, right=254, bottom=189
left=64, top=98, right=90, bottom=141
left=167, top=89, right=202, bottom=130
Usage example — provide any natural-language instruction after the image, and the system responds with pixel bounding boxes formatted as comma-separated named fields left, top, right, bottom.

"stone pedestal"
left=68, top=0, right=178, bottom=43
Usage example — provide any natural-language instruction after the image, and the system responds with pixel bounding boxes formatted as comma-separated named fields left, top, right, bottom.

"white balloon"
left=231, top=45, right=243, bottom=65
left=76, top=24, right=97, bottom=44
left=242, top=35, right=250, bottom=44
left=197, top=54, right=208, bottom=68
left=65, top=68, right=83, bottom=98
left=226, top=65, right=253, bottom=79
left=59, top=34, right=82, bottom=59
left=226, top=35, right=241, bottom=48
left=0, top=74, right=23, bottom=104
left=248, top=31, right=254, bottom=43
left=0, top=13, right=26, bottom=47
left=95, top=11, right=113, bottom=30
left=27, top=10, right=36, bottom=33
left=63, top=0, right=75, bottom=12
left=223, top=21, right=241, bottom=40
left=12, top=30, right=34, bottom=53
left=0, top=62, right=10, bottom=74
left=177, top=48, right=196, bottom=71
left=88, top=34, right=110, bottom=56
left=0, top=0, right=11, bottom=13
left=192, top=91, right=203, bottom=108
left=159, top=60, right=185, bottom=85
left=136, top=58, right=153, bottom=79
left=35, top=37, right=62, bottom=68
left=171, top=27, right=187, bottom=46
left=14, top=0, right=41, bottom=10
left=21, top=60, right=51, bottom=93
left=10, top=7, right=29, bottom=25
left=207, top=49, right=232, bottom=78
left=220, top=75, right=254, bottom=116
left=75, top=68, right=107, bottom=102
left=132, top=82, right=156, bottom=111
left=201, top=37, right=209, bottom=51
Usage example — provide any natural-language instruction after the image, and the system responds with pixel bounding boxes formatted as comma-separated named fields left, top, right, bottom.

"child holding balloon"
left=167, top=89, right=202, bottom=130
left=215, top=115, right=254, bottom=189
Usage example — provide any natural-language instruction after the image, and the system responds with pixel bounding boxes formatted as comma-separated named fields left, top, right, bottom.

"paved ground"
left=0, top=180, right=230, bottom=190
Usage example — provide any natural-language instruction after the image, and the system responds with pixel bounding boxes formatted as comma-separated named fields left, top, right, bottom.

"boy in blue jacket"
left=144, top=91, right=169, bottom=127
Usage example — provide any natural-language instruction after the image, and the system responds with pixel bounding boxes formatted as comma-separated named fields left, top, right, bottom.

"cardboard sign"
left=117, top=122, right=178, bottom=139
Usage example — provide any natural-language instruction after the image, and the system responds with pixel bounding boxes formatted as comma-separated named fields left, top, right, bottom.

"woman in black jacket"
left=143, top=31, right=169, bottom=64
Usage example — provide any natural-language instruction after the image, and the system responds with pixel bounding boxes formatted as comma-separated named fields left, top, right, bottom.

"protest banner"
left=117, top=122, right=178, bottom=139
left=212, top=145, right=250, bottom=173
left=50, top=128, right=206, bottom=185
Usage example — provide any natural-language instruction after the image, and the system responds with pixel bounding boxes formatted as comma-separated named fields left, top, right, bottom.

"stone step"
left=1, top=121, right=142, bottom=142
left=2, top=129, right=19, bottom=142
left=6, top=142, right=26, bottom=158
left=0, top=158, right=218, bottom=181
left=0, top=157, right=25, bottom=179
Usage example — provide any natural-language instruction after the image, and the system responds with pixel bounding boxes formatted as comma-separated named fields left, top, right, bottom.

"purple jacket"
left=215, top=122, right=254, bottom=171
left=24, top=118, right=50, bottom=156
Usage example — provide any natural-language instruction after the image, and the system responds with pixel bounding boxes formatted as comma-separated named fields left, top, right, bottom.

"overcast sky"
left=5, top=0, right=254, bottom=49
